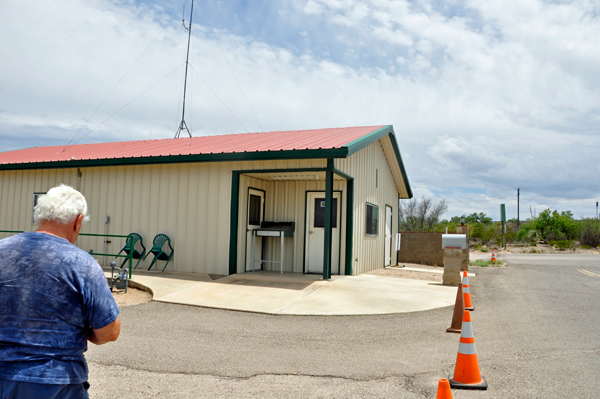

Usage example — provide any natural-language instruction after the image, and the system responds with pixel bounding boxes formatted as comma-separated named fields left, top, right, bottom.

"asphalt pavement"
left=88, top=253, right=600, bottom=398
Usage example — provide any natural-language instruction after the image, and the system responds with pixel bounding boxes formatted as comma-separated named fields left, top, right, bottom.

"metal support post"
left=323, top=159, right=334, bottom=280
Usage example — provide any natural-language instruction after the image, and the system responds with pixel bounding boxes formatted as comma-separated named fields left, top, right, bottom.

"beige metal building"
left=0, top=125, right=412, bottom=278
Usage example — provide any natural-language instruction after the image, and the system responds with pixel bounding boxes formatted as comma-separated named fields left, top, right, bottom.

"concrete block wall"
left=397, top=232, right=444, bottom=266
left=456, top=225, right=469, bottom=271
left=397, top=229, right=469, bottom=268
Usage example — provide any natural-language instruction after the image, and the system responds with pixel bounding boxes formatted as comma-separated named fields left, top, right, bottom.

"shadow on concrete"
left=210, top=271, right=324, bottom=291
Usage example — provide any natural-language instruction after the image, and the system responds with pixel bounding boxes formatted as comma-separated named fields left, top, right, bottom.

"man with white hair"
left=0, top=184, right=120, bottom=398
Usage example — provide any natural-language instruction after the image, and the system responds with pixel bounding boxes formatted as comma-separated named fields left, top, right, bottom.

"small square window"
left=314, top=198, right=337, bottom=228
left=366, top=203, right=378, bottom=236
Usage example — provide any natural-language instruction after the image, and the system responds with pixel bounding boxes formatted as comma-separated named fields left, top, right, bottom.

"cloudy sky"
left=1, top=0, right=599, bottom=220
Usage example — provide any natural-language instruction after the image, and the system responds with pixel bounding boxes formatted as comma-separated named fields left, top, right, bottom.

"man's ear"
left=74, top=214, right=84, bottom=233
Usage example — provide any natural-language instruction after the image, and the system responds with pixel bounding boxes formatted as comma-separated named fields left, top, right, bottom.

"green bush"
left=441, top=210, right=595, bottom=248
left=532, top=209, right=579, bottom=241
left=517, top=228, right=541, bottom=244
left=516, top=223, right=540, bottom=243
left=470, top=222, right=498, bottom=245
left=580, top=218, right=600, bottom=248
left=505, top=222, right=518, bottom=243
left=548, top=240, right=573, bottom=250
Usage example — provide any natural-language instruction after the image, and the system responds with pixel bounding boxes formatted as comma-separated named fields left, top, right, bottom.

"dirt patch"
left=111, top=286, right=152, bottom=308
left=366, top=263, right=443, bottom=282
left=112, top=287, right=152, bottom=307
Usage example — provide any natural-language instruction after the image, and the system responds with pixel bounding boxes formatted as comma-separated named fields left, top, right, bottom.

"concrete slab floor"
left=105, top=270, right=460, bottom=316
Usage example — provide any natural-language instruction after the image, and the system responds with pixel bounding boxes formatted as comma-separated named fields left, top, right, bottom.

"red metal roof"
left=1, top=126, right=386, bottom=165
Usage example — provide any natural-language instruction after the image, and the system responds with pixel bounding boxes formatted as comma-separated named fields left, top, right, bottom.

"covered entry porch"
left=229, top=160, right=354, bottom=279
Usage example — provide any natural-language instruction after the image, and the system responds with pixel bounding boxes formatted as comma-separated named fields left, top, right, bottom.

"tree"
left=399, top=196, right=448, bottom=231
left=465, top=212, right=493, bottom=225
left=580, top=218, right=600, bottom=248
left=531, top=209, right=580, bottom=241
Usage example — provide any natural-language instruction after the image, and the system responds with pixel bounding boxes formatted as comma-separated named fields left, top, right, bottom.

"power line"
left=190, top=64, right=249, bottom=133
left=62, top=1, right=186, bottom=151
left=67, top=64, right=185, bottom=148
left=197, top=4, right=263, bottom=132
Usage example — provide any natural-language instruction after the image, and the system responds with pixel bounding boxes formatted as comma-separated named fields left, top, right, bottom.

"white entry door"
left=385, top=205, right=393, bottom=266
left=246, top=189, right=265, bottom=271
left=306, top=192, right=341, bottom=274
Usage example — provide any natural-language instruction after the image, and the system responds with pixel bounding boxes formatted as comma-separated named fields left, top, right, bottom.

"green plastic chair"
left=143, top=234, right=174, bottom=272
left=116, top=233, right=146, bottom=270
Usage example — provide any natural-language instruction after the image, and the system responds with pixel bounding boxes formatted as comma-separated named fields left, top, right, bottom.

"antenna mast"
left=175, top=0, right=194, bottom=139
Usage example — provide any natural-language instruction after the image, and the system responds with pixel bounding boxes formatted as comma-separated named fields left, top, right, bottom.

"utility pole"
left=517, top=188, right=520, bottom=226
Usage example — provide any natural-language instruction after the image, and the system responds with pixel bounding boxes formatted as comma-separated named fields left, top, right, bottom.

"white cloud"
left=1, top=0, right=599, bottom=218
left=303, top=0, right=324, bottom=15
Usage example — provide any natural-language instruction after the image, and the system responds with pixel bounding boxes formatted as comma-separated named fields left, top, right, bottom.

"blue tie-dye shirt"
left=0, top=232, right=120, bottom=384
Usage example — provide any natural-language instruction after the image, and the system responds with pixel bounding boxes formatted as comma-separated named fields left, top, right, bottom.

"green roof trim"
left=345, top=125, right=393, bottom=156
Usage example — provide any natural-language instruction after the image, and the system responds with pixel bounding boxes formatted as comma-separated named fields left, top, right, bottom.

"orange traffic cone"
left=462, top=271, right=474, bottom=311
left=449, top=310, right=487, bottom=390
left=436, top=378, right=453, bottom=398
left=491, top=249, right=496, bottom=263
left=446, top=283, right=464, bottom=333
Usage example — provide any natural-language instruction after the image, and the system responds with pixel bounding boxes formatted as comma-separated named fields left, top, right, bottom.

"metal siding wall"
left=237, top=177, right=345, bottom=274
left=1, top=157, right=331, bottom=274
left=0, top=168, right=79, bottom=238
left=336, top=140, right=399, bottom=275
left=73, top=162, right=236, bottom=274
left=234, top=158, right=332, bottom=274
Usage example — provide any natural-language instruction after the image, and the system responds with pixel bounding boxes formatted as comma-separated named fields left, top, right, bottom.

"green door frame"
left=228, top=165, right=355, bottom=278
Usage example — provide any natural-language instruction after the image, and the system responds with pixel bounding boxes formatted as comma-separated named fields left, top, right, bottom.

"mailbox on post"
left=442, top=234, right=467, bottom=249
left=442, top=233, right=468, bottom=286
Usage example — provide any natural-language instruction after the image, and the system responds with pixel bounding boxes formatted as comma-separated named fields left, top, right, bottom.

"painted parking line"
left=576, top=269, right=600, bottom=277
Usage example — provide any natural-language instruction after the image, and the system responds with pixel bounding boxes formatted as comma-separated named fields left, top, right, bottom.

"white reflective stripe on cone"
left=463, top=286, right=470, bottom=293
left=461, top=321, right=474, bottom=338
left=458, top=342, right=477, bottom=355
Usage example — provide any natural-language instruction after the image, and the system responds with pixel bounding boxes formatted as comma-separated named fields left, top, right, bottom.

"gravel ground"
left=366, top=263, right=443, bottom=282
left=476, top=244, right=600, bottom=255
